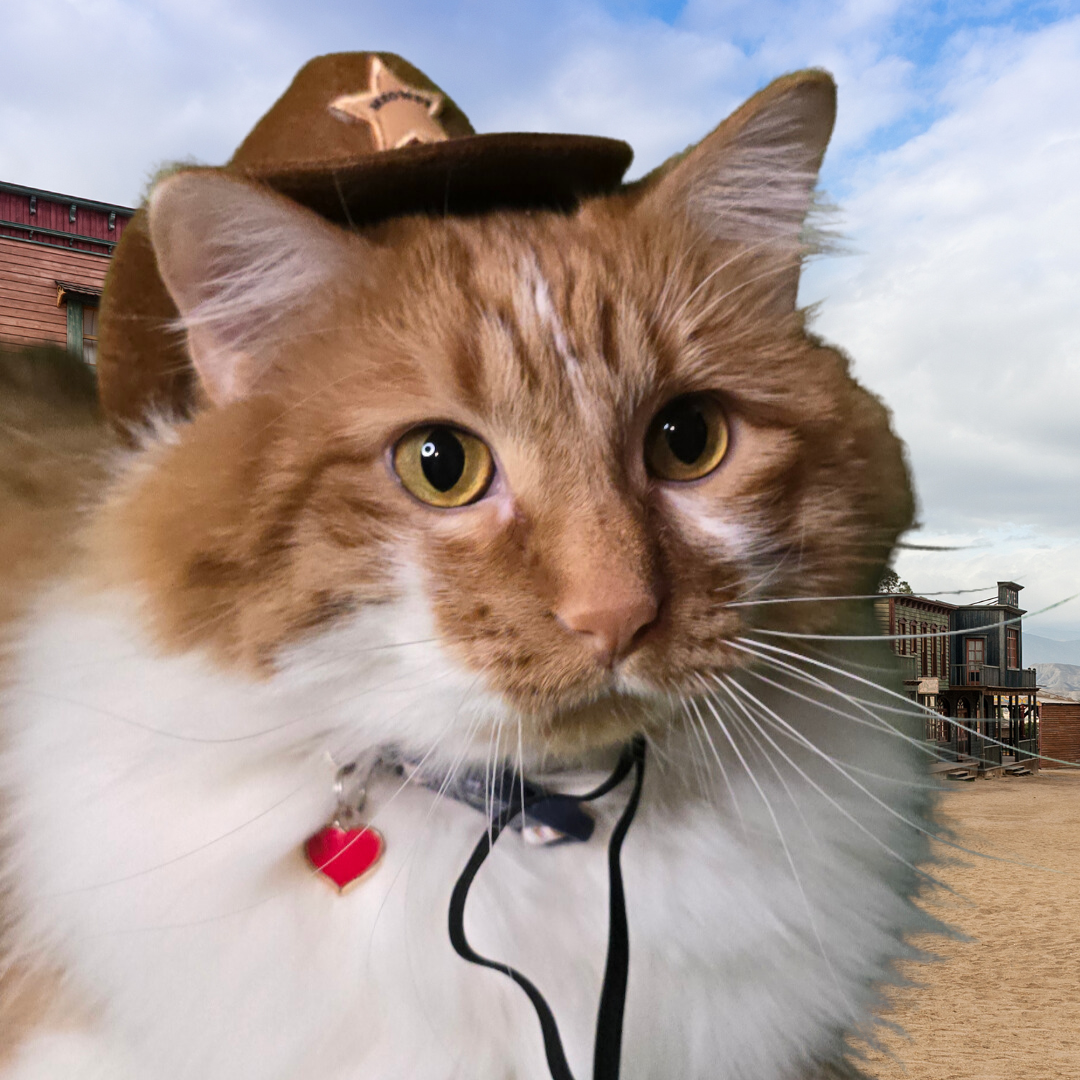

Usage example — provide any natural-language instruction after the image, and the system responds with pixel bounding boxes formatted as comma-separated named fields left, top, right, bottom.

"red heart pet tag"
left=304, top=825, right=384, bottom=892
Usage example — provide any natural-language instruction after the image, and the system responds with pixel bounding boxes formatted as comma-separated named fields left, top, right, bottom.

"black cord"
left=592, top=737, right=646, bottom=1080
left=448, top=736, right=647, bottom=1080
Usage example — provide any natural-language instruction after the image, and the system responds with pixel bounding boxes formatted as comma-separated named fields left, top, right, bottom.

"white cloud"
left=801, top=16, right=1080, bottom=628
left=0, top=0, right=302, bottom=203
left=472, top=0, right=922, bottom=177
left=891, top=528, right=1080, bottom=638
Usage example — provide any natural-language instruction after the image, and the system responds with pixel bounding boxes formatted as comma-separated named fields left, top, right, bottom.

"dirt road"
left=864, top=769, right=1080, bottom=1080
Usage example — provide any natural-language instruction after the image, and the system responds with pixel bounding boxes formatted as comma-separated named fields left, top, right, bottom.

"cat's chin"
left=523, top=686, right=669, bottom=758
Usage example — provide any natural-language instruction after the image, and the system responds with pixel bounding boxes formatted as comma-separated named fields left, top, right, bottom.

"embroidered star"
left=329, top=57, right=449, bottom=151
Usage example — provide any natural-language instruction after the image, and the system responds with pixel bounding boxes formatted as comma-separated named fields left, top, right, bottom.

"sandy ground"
left=863, top=769, right=1080, bottom=1080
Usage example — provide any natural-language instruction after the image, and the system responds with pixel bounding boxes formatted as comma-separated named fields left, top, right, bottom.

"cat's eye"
left=645, top=394, right=729, bottom=482
left=393, top=425, right=494, bottom=507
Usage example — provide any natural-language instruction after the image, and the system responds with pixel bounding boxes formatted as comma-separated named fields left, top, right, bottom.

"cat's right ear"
left=147, top=171, right=356, bottom=405
left=637, top=70, right=836, bottom=308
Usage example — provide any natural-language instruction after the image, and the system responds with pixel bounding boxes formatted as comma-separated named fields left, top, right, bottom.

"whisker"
left=687, top=695, right=748, bottom=835
left=736, top=665, right=946, bottom=787
left=694, top=674, right=858, bottom=1019
left=721, top=586, right=998, bottom=606
left=745, top=591, right=1080, bottom=642
left=45, top=778, right=314, bottom=896
left=365, top=700, right=489, bottom=948
left=720, top=675, right=1015, bottom=869
left=679, top=694, right=719, bottom=805
left=735, top=636, right=1080, bottom=770
left=487, top=706, right=507, bottom=851
left=483, top=701, right=500, bottom=836
left=709, top=678, right=961, bottom=895
left=516, top=715, right=526, bottom=834
left=12, top=655, right=446, bottom=745
left=732, top=639, right=1021, bottom=781
left=728, top=642, right=953, bottom=763
left=715, top=686, right=818, bottom=846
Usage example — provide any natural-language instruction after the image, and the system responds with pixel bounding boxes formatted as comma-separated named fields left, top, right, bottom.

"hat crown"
left=229, top=52, right=475, bottom=174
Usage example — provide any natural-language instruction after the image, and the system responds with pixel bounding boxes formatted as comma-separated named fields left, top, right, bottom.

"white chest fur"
left=1, top=594, right=936, bottom=1080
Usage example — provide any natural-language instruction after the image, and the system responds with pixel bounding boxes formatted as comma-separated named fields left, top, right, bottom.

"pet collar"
left=304, top=738, right=647, bottom=1080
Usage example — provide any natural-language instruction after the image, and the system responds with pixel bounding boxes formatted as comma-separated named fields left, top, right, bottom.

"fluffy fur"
left=0, top=71, right=936, bottom=1079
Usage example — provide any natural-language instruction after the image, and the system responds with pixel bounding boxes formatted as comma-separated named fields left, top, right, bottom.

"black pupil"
left=420, top=427, right=466, bottom=492
left=661, top=402, right=708, bottom=464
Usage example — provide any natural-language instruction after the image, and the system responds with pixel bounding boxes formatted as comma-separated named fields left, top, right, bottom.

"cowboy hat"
left=97, top=51, right=634, bottom=427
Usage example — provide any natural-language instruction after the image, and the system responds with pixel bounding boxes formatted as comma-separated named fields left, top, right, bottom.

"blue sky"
left=2, top=0, right=1079, bottom=635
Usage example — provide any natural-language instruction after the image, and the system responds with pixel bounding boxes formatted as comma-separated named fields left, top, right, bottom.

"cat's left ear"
left=148, top=170, right=358, bottom=405
left=638, top=70, right=836, bottom=309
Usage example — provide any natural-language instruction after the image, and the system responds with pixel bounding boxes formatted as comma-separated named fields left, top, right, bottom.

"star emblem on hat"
left=329, top=57, right=449, bottom=151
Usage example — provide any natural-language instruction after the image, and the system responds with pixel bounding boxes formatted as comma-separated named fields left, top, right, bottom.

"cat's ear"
left=640, top=70, right=836, bottom=305
left=147, top=171, right=354, bottom=405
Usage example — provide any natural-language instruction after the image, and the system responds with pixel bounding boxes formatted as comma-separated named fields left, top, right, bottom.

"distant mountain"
left=1034, top=663, right=1080, bottom=701
left=1024, top=634, right=1080, bottom=665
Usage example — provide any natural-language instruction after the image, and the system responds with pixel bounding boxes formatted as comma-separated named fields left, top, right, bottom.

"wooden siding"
left=881, top=594, right=953, bottom=683
left=1040, top=701, right=1080, bottom=766
left=0, top=236, right=110, bottom=347
left=0, top=187, right=130, bottom=255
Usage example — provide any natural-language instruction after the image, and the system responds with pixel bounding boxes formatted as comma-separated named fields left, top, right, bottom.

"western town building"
left=1037, top=698, right=1080, bottom=766
left=0, top=179, right=134, bottom=364
left=878, top=581, right=1038, bottom=768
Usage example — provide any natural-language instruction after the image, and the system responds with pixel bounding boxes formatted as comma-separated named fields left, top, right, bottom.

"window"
left=66, top=300, right=83, bottom=358
left=897, top=619, right=906, bottom=654
left=59, top=285, right=101, bottom=367
left=82, top=305, right=98, bottom=366
left=965, top=637, right=985, bottom=682
left=1006, top=628, right=1019, bottom=669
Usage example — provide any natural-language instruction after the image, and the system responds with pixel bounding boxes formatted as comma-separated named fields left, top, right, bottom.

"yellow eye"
left=645, top=394, right=728, bottom=481
left=393, top=425, right=494, bottom=507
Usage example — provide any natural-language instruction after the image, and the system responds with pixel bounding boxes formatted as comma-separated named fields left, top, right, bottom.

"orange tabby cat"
left=0, top=71, right=934, bottom=1080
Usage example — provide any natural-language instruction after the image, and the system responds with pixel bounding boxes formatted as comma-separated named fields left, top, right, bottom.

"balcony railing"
left=952, top=664, right=984, bottom=686
left=951, top=665, right=1036, bottom=688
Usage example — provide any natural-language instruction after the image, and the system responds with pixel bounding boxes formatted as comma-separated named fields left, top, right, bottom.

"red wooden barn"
left=0, top=180, right=134, bottom=363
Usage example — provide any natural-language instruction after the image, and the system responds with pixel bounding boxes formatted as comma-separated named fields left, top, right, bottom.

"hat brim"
left=234, top=132, right=633, bottom=223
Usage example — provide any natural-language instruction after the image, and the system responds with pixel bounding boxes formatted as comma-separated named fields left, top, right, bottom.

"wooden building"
left=879, top=581, right=1038, bottom=768
left=1037, top=699, right=1080, bottom=766
left=0, top=180, right=134, bottom=364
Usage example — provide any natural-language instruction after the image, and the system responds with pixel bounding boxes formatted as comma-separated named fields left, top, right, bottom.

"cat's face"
left=98, top=72, right=911, bottom=754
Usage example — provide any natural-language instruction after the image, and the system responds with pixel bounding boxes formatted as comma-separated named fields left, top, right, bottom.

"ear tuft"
left=147, top=171, right=350, bottom=405
left=649, top=70, right=837, bottom=253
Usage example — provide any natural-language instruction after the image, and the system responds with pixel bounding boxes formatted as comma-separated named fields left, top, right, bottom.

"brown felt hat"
left=98, top=52, right=634, bottom=428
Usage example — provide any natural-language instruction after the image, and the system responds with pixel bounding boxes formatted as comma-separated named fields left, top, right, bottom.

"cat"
left=0, top=70, right=938, bottom=1080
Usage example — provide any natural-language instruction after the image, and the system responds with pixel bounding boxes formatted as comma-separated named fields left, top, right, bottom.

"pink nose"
left=556, top=593, right=659, bottom=667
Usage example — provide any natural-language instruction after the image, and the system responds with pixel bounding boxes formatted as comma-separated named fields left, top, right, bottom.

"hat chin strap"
left=448, top=736, right=647, bottom=1080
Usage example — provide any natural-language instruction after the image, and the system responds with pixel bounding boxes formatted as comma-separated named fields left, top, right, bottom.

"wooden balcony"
left=951, top=664, right=1036, bottom=689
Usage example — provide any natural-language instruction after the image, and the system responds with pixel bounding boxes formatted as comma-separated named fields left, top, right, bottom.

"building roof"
left=881, top=591, right=956, bottom=611
left=0, top=179, right=134, bottom=217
